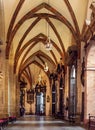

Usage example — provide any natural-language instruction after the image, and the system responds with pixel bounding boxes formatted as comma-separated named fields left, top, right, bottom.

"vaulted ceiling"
left=2, top=0, right=93, bottom=85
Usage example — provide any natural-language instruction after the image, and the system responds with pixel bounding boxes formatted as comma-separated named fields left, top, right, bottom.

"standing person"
left=22, top=106, right=25, bottom=116
left=20, top=106, right=25, bottom=116
left=65, top=97, right=69, bottom=119
left=20, top=106, right=22, bottom=116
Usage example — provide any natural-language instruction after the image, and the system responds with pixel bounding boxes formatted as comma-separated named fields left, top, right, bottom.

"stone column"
left=16, top=77, right=20, bottom=117
left=64, top=66, right=69, bottom=118
left=76, top=59, right=82, bottom=122
left=46, top=79, right=51, bottom=116
left=55, top=80, right=59, bottom=113
left=64, top=66, right=69, bottom=99
left=0, top=0, right=8, bottom=118
left=49, top=79, right=53, bottom=116
left=5, top=58, right=9, bottom=117
left=0, top=44, right=8, bottom=118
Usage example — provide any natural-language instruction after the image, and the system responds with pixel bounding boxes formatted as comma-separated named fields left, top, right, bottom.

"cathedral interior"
left=0, top=0, right=95, bottom=129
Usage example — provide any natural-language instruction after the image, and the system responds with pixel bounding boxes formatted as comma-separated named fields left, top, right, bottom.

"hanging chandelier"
left=45, top=0, right=52, bottom=51
left=44, top=62, right=48, bottom=72
left=35, top=73, right=46, bottom=93
left=45, top=37, right=52, bottom=51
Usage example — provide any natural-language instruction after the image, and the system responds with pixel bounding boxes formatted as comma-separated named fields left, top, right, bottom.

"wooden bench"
left=54, top=112, right=64, bottom=119
left=0, top=118, right=8, bottom=130
left=69, top=115, right=76, bottom=123
left=9, top=116, right=16, bottom=123
left=88, top=114, right=95, bottom=130
left=0, top=116, right=16, bottom=129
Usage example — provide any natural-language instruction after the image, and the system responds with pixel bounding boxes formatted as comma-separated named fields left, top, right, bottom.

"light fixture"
left=38, top=74, right=42, bottom=83
left=85, top=19, right=91, bottom=26
left=35, top=73, right=46, bottom=93
left=85, top=19, right=93, bottom=37
left=45, top=0, right=52, bottom=51
left=45, top=37, right=52, bottom=51
left=44, top=62, right=48, bottom=72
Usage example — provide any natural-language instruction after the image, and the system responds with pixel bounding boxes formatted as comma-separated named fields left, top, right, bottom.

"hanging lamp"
left=45, top=0, right=52, bottom=51
left=44, top=62, right=48, bottom=72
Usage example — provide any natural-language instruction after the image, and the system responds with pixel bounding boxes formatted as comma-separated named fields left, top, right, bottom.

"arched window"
left=69, top=65, right=77, bottom=117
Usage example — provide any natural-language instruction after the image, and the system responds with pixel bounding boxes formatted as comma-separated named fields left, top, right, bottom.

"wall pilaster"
left=77, top=59, right=82, bottom=115
left=0, top=44, right=8, bottom=118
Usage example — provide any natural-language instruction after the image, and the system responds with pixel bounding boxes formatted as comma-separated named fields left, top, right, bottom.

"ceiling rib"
left=21, top=71, right=31, bottom=85
left=83, top=21, right=95, bottom=42
left=14, top=16, right=63, bottom=62
left=19, top=60, right=50, bottom=79
left=15, top=17, right=41, bottom=56
left=14, top=34, right=62, bottom=73
left=46, top=18, right=65, bottom=53
left=6, top=2, right=77, bottom=59
left=23, top=68, right=32, bottom=86
left=15, top=39, right=62, bottom=75
left=17, top=50, right=55, bottom=75
left=6, top=0, right=25, bottom=42
left=64, top=0, right=80, bottom=37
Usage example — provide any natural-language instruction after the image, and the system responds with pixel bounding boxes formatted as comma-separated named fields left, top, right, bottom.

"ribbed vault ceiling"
left=3, top=0, right=93, bottom=85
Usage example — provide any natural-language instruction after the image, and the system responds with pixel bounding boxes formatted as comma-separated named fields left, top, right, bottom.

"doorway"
left=36, top=92, right=45, bottom=115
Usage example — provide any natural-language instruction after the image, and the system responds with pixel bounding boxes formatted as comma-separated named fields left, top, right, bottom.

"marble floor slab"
left=7, top=115, right=87, bottom=130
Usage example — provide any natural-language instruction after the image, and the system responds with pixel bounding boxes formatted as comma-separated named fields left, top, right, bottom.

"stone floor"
left=7, top=115, right=87, bottom=130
